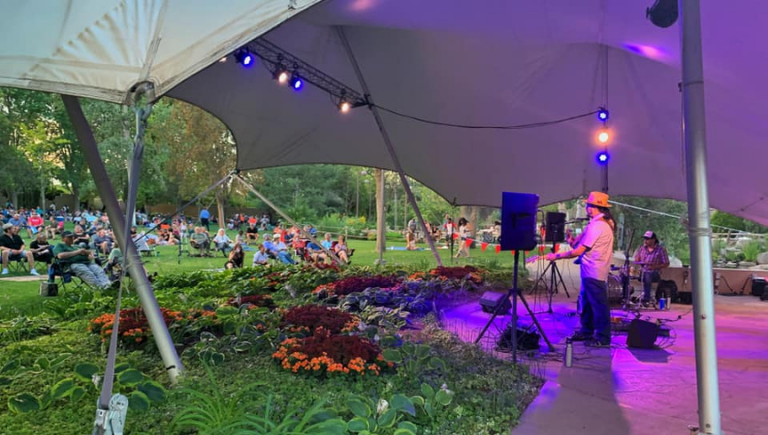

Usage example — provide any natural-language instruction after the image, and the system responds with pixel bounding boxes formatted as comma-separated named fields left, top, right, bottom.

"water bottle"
left=564, top=338, right=573, bottom=367
left=659, top=298, right=666, bottom=311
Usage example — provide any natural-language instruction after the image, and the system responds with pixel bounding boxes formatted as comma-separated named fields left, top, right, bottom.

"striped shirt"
left=634, top=244, right=669, bottom=271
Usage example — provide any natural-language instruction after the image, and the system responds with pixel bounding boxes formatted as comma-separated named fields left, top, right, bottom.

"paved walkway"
left=440, top=259, right=768, bottom=435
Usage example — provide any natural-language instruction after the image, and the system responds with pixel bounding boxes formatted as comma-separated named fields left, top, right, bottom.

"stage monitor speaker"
left=544, top=212, right=566, bottom=243
left=751, top=276, right=766, bottom=297
left=627, top=319, right=659, bottom=349
left=500, top=192, right=539, bottom=251
left=479, top=291, right=511, bottom=314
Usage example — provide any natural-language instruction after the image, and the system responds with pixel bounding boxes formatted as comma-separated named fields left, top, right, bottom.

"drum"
left=606, top=274, right=625, bottom=306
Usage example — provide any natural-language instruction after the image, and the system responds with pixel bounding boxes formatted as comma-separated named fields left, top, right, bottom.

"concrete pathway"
left=440, top=259, right=768, bottom=435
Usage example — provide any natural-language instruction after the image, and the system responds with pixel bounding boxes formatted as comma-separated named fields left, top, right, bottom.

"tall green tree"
left=0, top=88, right=53, bottom=206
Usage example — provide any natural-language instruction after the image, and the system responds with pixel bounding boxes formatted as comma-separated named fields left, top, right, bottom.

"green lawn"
left=0, top=230, right=518, bottom=319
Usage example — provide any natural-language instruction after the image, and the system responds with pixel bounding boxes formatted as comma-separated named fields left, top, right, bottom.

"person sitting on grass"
left=225, top=242, right=245, bottom=269
left=252, top=243, right=270, bottom=266
left=0, top=223, right=39, bottom=276
left=53, top=230, right=112, bottom=289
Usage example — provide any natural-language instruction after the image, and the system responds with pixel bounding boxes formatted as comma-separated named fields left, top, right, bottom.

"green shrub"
left=742, top=240, right=764, bottom=263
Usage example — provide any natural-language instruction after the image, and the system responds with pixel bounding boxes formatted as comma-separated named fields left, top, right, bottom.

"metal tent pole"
left=62, top=95, right=182, bottom=383
left=680, top=1, right=722, bottom=433
left=336, top=26, right=443, bottom=267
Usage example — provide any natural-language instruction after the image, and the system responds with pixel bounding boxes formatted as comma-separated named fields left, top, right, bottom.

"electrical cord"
left=373, top=105, right=598, bottom=130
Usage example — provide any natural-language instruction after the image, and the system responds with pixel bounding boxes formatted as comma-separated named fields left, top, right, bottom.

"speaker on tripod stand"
left=531, top=212, right=571, bottom=313
left=475, top=192, right=555, bottom=362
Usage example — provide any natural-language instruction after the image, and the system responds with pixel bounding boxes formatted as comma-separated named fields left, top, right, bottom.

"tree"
left=0, top=88, right=54, bottom=206
left=161, top=100, right=237, bottom=226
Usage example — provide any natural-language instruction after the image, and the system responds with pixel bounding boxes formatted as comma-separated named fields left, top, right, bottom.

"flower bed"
left=272, top=328, right=389, bottom=376
left=89, top=307, right=215, bottom=345
left=281, top=305, right=358, bottom=335
left=411, top=266, right=484, bottom=284
left=226, top=294, right=274, bottom=309
left=313, top=275, right=399, bottom=297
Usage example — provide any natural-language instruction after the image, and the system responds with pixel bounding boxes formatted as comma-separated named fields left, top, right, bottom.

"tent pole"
left=233, top=174, right=344, bottom=265
left=375, top=168, right=386, bottom=265
left=680, top=1, right=721, bottom=434
left=336, top=26, right=442, bottom=267
left=61, top=95, right=182, bottom=383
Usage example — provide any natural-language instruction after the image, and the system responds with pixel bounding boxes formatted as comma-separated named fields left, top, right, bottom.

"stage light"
left=339, top=101, right=351, bottom=113
left=272, top=64, right=289, bottom=84
left=234, top=49, right=254, bottom=68
left=597, top=107, right=609, bottom=122
left=290, top=73, right=303, bottom=90
left=597, top=151, right=610, bottom=165
left=597, top=129, right=610, bottom=144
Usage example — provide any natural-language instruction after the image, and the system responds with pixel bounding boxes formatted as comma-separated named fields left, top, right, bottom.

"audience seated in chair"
left=213, top=228, right=233, bottom=256
left=264, top=234, right=295, bottom=264
left=92, top=228, right=114, bottom=256
left=189, top=226, right=211, bottom=256
left=30, top=233, right=54, bottom=265
left=1, top=223, right=39, bottom=275
left=52, top=230, right=112, bottom=289
left=333, top=235, right=353, bottom=264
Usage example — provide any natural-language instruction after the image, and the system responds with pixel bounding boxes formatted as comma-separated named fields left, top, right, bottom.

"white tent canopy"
left=2, top=0, right=766, bottom=223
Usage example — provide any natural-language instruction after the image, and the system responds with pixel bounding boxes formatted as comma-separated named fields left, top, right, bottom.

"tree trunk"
left=215, top=188, right=226, bottom=231
left=375, top=168, right=386, bottom=262
left=11, top=191, right=18, bottom=209
left=393, top=175, right=398, bottom=231
left=72, top=185, right=80, bottom=214
left=40, top=171, right=46, bottom=210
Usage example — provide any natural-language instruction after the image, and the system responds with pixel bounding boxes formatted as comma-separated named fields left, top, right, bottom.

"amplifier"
left=751, top=276, right=766, bottom=297
left=480, top=291, right=511, bottom=314
left=676, top=291, right=693, bottom=305
left=627, top=319, right=659, bottom=349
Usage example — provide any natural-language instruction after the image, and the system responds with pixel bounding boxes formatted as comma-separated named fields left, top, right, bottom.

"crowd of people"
left=3, top=197, right=677, bottom=351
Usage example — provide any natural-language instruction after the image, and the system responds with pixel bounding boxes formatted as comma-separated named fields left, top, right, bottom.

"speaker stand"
left=475, top=251, right=555, bottom=363
left=532, top=245, right=571, bottom=313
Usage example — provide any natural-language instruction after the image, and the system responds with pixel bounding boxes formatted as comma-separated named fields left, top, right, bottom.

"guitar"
left=525, top=254, right=582, bottom=265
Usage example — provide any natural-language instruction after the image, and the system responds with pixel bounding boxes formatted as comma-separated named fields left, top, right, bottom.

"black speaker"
left=480, top=291, right=511, bottom=314
left=646, top=0, right=678, bottom=28
left=751, top=277, right=766, bottom=297
left=497, top=324, right=540, bottom=351
left=544, top=212, right=566, bottom=243
left=627, top=319, right=659, bottom=349
left=676, top=291, right=693, bottom=304
left=500, top=192, right=539, bottom=251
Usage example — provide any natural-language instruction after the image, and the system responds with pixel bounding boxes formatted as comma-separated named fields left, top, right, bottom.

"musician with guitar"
left=544, top=192, right=615, bottom=347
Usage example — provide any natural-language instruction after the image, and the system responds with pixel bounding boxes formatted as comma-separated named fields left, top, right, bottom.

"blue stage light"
left=597, top=107, right=609, bottom=122
left=290, top=74, right=303, bottom=90
left=597, top=151, right=610, bottom=165
left=234, top=49, right=255, bottom=68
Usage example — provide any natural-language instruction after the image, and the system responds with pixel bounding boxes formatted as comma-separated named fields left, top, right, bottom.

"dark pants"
left=579, top=277, right=611, bottom=344
left=642, top=271, right=660, bottom=301
left=201, top=218, right=210, bottom=231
